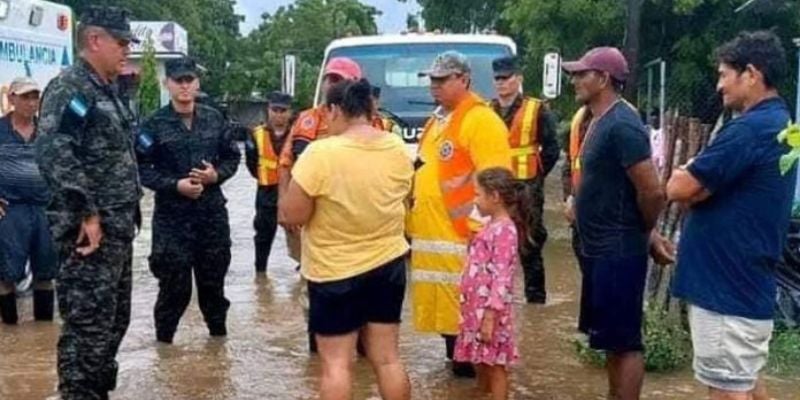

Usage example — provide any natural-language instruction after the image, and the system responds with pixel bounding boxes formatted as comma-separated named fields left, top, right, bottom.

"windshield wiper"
left=407, top=100, right=437, bottom=106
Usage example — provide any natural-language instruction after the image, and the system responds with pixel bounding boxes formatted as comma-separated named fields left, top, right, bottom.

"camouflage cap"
left=80, top=6, right=139, bottom=44
left=165, top=57, right=198, bottom=79
left=418, top=51, right=471, bottom=78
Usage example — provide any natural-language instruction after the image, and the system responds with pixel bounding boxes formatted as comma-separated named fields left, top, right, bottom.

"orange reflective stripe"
left=569, top=106, right=588, bottom=191
left=431, top=92, right=484, bottom=239
left=508, top=98, right=541, bottom=179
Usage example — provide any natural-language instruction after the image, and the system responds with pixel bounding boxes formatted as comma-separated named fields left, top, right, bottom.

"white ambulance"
left=0, top=0, right=73, bottom=115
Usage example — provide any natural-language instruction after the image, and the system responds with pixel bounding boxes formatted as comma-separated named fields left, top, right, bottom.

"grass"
left=572, top=306, right=692, bottom=372
left=767, top=325, right=800, bottom=375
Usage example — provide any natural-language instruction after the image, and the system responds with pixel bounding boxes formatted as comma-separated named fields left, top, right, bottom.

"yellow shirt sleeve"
left=460, top=106, right=512, bottom=171
left=292, top=141, right=330, bottom=197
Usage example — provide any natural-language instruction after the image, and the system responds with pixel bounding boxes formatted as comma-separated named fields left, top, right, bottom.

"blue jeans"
left=0, top=202, right=57, bottom=283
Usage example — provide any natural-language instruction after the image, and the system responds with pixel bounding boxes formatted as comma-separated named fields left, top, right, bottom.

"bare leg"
left=475, top=364, right=491, bottom=393
left=607, top=351, right=644, bottom=400
left=708, top=378, right=767, bottom=400
left=709, top=388, right=749, bottom=400
left=751, top=378, right=768, bottom=400
left=487, top=365, right=509, bottom=400
left=316, top=331, right=358, bottom=400
left=362, top=323, right=410, bottom=400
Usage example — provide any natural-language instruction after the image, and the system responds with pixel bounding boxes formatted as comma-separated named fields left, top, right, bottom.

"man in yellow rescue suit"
left=245, top=91, right=293, bottom=274
left=408, top=51, right=511, bottom=377
left=490, top=56, right=560, bottom=304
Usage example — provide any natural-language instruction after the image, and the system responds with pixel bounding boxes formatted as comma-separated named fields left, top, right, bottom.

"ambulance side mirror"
left=542, top=52, right=561, bottom=99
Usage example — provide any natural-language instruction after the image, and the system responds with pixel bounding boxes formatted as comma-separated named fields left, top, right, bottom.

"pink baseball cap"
left=324, top=57, right=362, bottom=81
left=562, top=47, right=630, bottom=82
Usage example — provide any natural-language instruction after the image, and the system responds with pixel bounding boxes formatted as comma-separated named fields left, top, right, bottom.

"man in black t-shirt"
left=563, top=47, right=670, bottom=400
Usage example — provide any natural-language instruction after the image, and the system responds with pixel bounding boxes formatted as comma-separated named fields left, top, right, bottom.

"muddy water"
left=1, top=161, right=799, bottom=400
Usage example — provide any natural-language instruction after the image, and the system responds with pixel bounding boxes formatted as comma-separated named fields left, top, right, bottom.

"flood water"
left=1, top=160, right=799, bottom=400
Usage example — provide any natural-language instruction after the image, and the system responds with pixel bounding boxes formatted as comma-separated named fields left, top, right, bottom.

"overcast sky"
left=234, top=0, right=421, bottom=35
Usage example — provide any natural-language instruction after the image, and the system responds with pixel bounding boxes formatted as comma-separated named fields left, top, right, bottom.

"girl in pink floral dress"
left=454, top=167, right=522, bottom=400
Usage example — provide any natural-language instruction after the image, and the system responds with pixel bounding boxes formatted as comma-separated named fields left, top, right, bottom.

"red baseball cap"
left=562, top=47, right=630, bottom=82
left=324, top=57, right=362, bottom=81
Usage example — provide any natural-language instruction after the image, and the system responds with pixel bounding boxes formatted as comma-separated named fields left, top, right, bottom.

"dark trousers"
left=149, top=212, right=232, bottom=340
left=253, top=205, right=278, bottom=272
left=516, top=177, right=548, bottom=303
left=57, top=238, right=132, bottom=400
left=572, top=225, right=591, bottom=334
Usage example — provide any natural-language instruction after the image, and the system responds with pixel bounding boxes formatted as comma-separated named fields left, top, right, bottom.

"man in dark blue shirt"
left=0, top=77, right=56, bottom=325
left=563, top=47, right=667, bottom=400
left=668, top=31, right=794, bottom=400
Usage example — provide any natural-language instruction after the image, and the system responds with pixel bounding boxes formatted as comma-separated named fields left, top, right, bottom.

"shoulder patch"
left=301, top=114, right=315, bottom=129
left=135, top=129, right=155, bottom=155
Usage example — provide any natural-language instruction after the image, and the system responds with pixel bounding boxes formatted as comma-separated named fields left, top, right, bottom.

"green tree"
left=137, top=37, right=160, bottom=117
left=398, top=0, right=506, bottom=33
left=502, top=0, right=800, bottom=120
left=55, top=0, right=242, bottom=97
left=224, top=0, right=380, bottom=107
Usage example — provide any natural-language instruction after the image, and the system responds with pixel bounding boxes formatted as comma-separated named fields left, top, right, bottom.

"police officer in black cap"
left=136, top=56, right=240, bottom=344
left=490, top=56, right=560, bottom=304
left=35, top=6, right=142, bottom=399
left=245, top=91, right=293, bottom=274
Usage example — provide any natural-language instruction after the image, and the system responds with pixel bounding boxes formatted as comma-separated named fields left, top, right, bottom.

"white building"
left=127, top=21, right=188, bottom=107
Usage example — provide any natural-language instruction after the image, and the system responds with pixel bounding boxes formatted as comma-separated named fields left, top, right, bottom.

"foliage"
left=409, top=0, right=800, bottom=120
left=136, top=37, right=160, bottom=117
left=397, top=0, right=506, bottom=33
left=572, top=337, right=606, bottom=368
left=642, top=306, right=692, bottom=372
left=573, top=307, right=691, bottom=372
left=55, top=0, right=242, bottom=97
left=224, top=0, right=380, bottom=107
left=768, top=325, right=800, bottom=375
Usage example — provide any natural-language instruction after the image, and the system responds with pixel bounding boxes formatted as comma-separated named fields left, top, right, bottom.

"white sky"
left=234, top=0, right=421, bottom=35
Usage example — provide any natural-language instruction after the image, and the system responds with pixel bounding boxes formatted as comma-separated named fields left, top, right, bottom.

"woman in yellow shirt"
left=279, top=79, right=413, bottom=400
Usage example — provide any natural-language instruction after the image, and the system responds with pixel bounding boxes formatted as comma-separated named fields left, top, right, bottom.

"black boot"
left=209, top=323, right=227, bottom=337
left=33, top=289, right=55, bottom=321
left=0, top=293, right=18, bottom=325
left=156, top=330, right=174, bottom=344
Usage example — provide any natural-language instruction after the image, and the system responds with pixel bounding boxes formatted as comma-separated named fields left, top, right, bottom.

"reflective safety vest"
left=508, top=97, right=542, bottom=180
left=419, top=92, right=484, bottom=239
left=252, top=125, right=279, bottom=186
left=569, top=100, right=638, bottom=192
left=568, top=106, right=590, bottom=191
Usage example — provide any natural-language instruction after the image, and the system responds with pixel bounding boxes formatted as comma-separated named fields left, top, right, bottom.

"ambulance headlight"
left=0, top=1, right=10, bottom=20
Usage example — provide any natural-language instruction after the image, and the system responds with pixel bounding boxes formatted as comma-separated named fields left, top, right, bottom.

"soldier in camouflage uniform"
left=136, top=57, right=240, bottom=344
left=34, top=6, right=142, bottom=399
left=490, top=56, right=560, bottom=304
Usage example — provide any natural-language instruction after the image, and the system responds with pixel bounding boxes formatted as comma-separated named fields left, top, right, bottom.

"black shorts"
left=580, top=252, right=648, bottom=353
left=308, top=256, right=406, bottom=336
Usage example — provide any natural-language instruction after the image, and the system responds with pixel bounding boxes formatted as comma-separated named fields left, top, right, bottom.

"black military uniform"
left=245, top=92, right=291, bottom=273
left=35, top=7, right=142, bottom=399
left=490, top=56, right=560, bottom=304
left=136, top=57, right=240, bottom=343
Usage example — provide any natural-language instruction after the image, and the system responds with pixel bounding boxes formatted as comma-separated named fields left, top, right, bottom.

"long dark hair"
left=476, top=167, right=532, bottom=250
